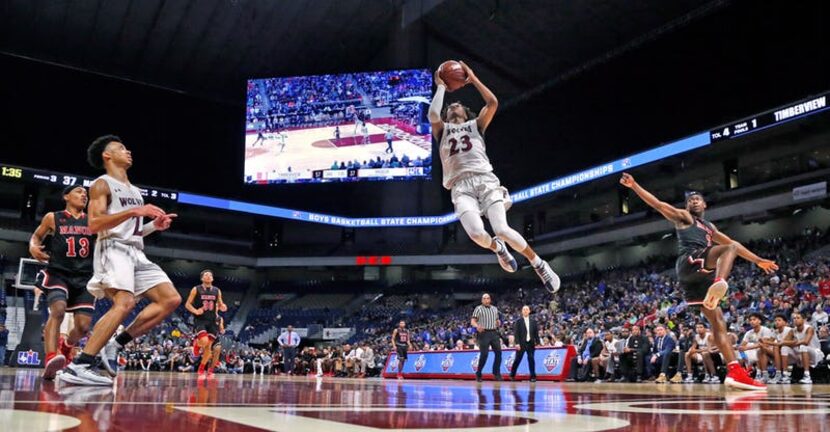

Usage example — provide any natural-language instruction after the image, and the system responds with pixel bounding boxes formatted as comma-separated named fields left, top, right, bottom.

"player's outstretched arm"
left=87, top=179, right=166, bottom=234
left=619, top=173, right=693, bottom=226
left=29, top=212, right=55, bottom=262
left=711, top=230, right=779, bottom=274
left=429, top=69, right=446, bottom=140
left=459, top=61, right=498, bottom=133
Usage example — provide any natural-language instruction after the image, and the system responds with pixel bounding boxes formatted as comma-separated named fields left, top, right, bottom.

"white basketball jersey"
left=695, top=332, right=710, bottom=349
left=775, top=326, right=793, bottom=343
left=439, top=119, right=493, bottom=189
left=742, top=327, right=773, bottom=345
left=96, top=174, right=145, bottom=248
left=794, top=324, right=820, bottom=350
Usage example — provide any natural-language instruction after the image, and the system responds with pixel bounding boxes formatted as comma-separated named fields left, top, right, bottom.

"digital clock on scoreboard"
left=1, top=166, right=23, bottom=179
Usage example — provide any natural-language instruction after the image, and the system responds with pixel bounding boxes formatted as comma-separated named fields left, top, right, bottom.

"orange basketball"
left=438, top=60, right=468, bottom=92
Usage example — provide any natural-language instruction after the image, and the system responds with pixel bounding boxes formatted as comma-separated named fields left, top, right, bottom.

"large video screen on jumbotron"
left=244, top=69, right=433, bottom=184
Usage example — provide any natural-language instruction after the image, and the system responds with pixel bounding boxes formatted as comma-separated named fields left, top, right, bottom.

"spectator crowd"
left=2, top=228, right=828, bottom=385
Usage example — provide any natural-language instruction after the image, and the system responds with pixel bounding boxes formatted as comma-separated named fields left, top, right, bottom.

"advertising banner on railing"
left=382, top=346, right=576, bottom=381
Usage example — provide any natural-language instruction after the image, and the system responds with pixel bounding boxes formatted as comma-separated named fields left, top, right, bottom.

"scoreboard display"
left=0, top=163, right=179, bottom=203
left=710, top=92, right=828, bottom=142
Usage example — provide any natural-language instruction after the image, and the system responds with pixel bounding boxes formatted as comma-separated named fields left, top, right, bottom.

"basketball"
left=438, top=60, right=468, bottom=92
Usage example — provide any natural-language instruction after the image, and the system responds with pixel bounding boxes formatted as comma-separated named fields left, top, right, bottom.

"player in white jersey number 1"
left=60, top=135, right=182, bottom=386
left=429, top=62, right=560, bottom=293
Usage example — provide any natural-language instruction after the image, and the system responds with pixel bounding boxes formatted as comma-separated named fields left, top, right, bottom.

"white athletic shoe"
left=492, top=237, right=518, bottom=273
left=683, top=376, right=695, bottom=384
left=100, top=338, right=121, bottom=378
left=767, top=374, right=780, bottom=384
left=534, top=261, right=561, bottom=293
left=708, top=375, right=722, bottom=384
left=780, top=375, right=791, bottom=384
left=799, top=376, right=813, bottom=384
left=59, top=362, right=113, bottom=386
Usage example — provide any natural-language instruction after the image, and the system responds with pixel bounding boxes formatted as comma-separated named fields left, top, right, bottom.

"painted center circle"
left=0, top=409, right=81, bottom=431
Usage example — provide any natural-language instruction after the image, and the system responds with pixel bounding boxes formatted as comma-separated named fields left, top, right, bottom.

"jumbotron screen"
left=244, top=69, right=433, bottom=184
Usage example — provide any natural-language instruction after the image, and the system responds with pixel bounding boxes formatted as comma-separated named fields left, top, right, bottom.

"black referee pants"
left=476, top=330, right=502, bottom=378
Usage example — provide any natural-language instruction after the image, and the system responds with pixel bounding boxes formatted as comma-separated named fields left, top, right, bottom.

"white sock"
left=531, top=256, right=542, bottom=267
left=805, top=371, right=811, bottom=377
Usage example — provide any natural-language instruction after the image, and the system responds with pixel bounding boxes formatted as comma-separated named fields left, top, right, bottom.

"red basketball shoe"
left=58, top=336, right=75, bottom=363
left=724, top=362, right=766, bottom=391
left=43, top=352, right=66, bottom=380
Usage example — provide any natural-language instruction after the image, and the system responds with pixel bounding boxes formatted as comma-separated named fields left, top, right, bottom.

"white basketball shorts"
left=450, top=172, right=513, bottom=217
left=87, top=239, right=171, bottom=299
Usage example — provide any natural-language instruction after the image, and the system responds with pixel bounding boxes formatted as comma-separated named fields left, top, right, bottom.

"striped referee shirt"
left=472, top=305, right=500, bottom=330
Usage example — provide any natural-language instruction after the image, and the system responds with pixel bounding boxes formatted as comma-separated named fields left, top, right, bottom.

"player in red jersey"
left=621, top=172, right=778, bottom=390
left=30, top=186, right=96, bottom=380
left=185, top=269, right=227, bottom=378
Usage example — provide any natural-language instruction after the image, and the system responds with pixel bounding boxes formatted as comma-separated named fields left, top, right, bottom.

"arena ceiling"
left=0, top=0, right=721, bottom=104
left=0, top=0, right=825, bottom=215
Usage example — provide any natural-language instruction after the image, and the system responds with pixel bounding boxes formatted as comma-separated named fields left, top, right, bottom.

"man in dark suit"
left=510, top=305, right=541, bottom=381
left=568, top=328, right=603, bottom=381
left=619, top=325, right=650, bottom=382
left=648, top=325, right=677, bottom=382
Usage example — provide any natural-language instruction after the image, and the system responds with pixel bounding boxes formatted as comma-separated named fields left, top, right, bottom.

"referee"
left=472, top=293, right=503, bottom=381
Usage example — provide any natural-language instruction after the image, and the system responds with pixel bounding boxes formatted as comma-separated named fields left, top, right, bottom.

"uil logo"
left=388, top=357, right=399, bottom=372
left=504, top=352, right=516, bottom=372
left=17, top=350, right=41, bottom=366
left=441, top=354, right=454, bottom=372
left=544, top=352, right=560, bottom=372
left=470, top=354, right=480, bottom=371
left=414, top=355, right=427, bottom=372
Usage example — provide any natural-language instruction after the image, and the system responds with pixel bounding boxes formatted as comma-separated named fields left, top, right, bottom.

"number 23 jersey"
left=439, top=119, right=494, bottom=189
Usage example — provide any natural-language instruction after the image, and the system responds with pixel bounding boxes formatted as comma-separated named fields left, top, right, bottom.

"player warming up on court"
left=185, top=269, right=227, bottom=379
left=391, top=320, right=413, bottom=380
left=429, top=61, right=560, bottom=292
left=60, top=135, right=181, bottom=386
left=29, top=186, right=96, bottom=380
left=620, top=172, right=778, bottom=390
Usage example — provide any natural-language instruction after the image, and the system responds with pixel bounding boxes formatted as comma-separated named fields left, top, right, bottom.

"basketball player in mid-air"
left=29, top=186, right=96, bottom=380
left=60, top=135, right=181, bottom=386
left=429, top=62, right=560, bottom=292
left=620, top=172, right=778, bottom=390
left=185, top=269, right=227, bottom=378
left=391, top=320, right=413, bottom=379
